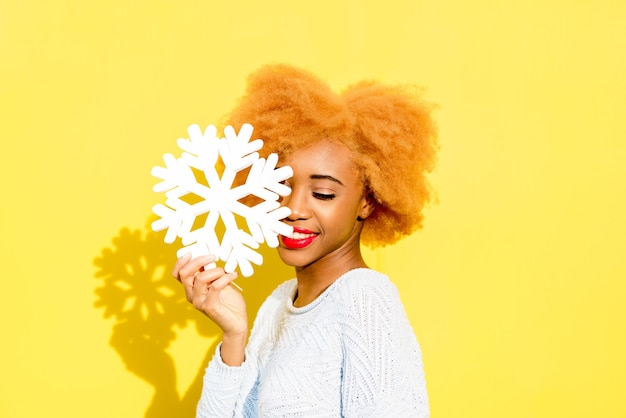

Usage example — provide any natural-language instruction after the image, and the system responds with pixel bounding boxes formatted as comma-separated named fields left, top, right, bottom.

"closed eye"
left=313, top=192, right=335, bottom=201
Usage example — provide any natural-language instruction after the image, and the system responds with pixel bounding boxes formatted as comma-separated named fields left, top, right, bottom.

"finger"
left=191, top=271, right=239, bottom=313
left=178, top=254, right=216, bottom=284
left=190, top=269, right=233, bottom=304
left=176, top=255, right=216, bottom=302
left=206, top=271, right=239, bottom=293
left=192, top=267, right=228, bottom=292
left=171, top=253, right=192, bottom=281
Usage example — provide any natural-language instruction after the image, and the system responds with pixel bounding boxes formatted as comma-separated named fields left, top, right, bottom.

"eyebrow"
left=310, top=174, right=344, bottom=186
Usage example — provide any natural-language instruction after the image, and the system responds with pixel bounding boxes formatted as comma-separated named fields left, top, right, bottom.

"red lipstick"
left=281, top=227, right=318, bottom=249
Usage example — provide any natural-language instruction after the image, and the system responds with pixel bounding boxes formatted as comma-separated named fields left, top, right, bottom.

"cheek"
left=321, top=204, right=359, bottom=232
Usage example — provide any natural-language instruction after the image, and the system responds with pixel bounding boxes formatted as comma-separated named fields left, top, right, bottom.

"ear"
left=357, top=191, right=377, bottom=221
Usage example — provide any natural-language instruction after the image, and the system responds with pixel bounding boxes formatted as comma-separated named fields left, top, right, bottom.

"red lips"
left=281, top=227, right=319, bottom=249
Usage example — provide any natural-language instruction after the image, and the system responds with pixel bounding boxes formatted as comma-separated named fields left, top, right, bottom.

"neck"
left=292, top=243, right=368, bottom=307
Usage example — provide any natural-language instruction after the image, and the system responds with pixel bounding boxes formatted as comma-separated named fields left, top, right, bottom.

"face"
left=277, top=139, right=373, bottom=270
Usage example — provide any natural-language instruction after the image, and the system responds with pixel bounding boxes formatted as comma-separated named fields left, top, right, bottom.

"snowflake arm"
left=221, top=123, right=264, bottom=172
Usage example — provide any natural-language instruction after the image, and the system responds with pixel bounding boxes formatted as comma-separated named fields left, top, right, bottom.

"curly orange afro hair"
left=225, top=64, right=439, bottom=247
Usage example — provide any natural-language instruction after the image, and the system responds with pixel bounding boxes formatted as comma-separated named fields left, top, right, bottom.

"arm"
left=196, top=343, right=251, bottom=418
left=341, top=277, right=429, bottom=417
left=172, top=254, right=251, bottom=416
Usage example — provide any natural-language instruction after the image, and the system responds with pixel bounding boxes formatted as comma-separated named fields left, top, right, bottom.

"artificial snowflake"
left=151, top=123, right=293, bottom=277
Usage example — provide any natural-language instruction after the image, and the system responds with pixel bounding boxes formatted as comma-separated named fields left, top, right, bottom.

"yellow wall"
left=2, top=1, right=625, bottom=416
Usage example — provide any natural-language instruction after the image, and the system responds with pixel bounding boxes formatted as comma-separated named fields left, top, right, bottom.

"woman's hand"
left=172, top=254, right=248, bottom=365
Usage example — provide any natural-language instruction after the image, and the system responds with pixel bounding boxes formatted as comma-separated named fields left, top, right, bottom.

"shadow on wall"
left=93, top=219, right=292, bottom=417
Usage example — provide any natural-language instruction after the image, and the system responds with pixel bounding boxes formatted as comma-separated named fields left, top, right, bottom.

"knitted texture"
left=197, top=269, right=429, bottom=417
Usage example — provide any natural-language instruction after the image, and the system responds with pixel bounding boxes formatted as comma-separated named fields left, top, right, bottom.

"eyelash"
left=313, top=192, right=335, bottom=201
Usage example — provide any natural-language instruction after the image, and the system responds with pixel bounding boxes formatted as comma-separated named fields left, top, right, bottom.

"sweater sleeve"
left=196, top=343, right=250, bottom=417
left=340, top=274, right=430, bottom=418
left=196, top=280, right=294, bottom=417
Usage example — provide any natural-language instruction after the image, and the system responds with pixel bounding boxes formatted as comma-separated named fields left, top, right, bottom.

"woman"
left=173, top=64, right=438, bottom=417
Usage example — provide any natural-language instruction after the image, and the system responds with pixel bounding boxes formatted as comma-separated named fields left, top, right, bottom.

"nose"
left=281, top=187, right=310, bottom=221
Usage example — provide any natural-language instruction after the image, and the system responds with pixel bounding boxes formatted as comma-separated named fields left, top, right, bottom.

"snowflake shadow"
left=94, top=219, right=291, bottom=417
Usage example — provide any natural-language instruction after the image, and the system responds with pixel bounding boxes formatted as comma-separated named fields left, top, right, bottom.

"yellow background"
left=1, top=1, right=625, bottom=417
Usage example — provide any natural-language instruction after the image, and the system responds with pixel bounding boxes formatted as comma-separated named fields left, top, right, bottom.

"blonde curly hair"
left=224, top=64, right=439, bottom=247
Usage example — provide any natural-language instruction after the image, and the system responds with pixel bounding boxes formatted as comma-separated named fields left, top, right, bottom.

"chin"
left=277, top=247, right=315, bottom=269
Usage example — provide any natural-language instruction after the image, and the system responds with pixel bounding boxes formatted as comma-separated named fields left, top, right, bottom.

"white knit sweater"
left=197, top=268, right=429, bottom=417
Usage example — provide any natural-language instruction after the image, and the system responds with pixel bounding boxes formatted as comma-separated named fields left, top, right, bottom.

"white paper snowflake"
left=151, top=123, right=293, bottom=277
